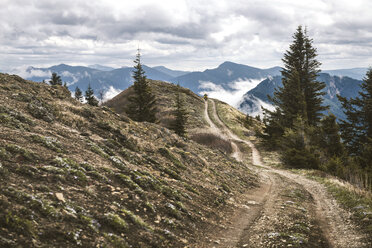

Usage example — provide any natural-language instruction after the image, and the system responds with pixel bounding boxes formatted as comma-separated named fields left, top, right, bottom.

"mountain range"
left=18, top=62, right=367, bottom=120
left=239, top=74, right=363, bottom=120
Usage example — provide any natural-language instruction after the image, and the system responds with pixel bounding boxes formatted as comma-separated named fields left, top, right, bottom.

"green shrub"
left=159, top=148, right=186, bottom=170
left=117, top=174, right=142, bottom=191
left=104, top=213, right=128, bottom=232
left=5, top=144, right=39, bottom=162
left=30, top=135, right=63, bottom=153
left=0, top=162, right=9, bottom=178
left=27, top=99, right=55, bottom=122
left=121, top=208, right=152, bottom=231
left=103, top=233, right=129, bottom=248
left=3, top=211, right=35, bottom=236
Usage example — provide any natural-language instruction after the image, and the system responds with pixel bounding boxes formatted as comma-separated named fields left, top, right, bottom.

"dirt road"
left=199, top=99, right=368, bottom=248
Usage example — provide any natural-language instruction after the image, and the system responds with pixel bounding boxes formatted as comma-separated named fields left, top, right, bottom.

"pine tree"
left=75, top=86, right=83, bottom=102
left=263, top=26, right=327, bottom=143
left=85, top=84, right=98, bottom=106
left=280, top=116, right=320, bottom=169
left=338, top=68, right=372, bottom=168
left=303, top=30, right=328, bottom=125
left=171, top=84, right=188, bottom=137
left=319, top=113, right=344, bottom=157
left=126, top=49, right=157, bottom=122
left=49, top=72, right=62, bottom=86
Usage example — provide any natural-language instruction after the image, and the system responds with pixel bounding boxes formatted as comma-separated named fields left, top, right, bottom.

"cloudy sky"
left=1, top=0, right=371, bottom=72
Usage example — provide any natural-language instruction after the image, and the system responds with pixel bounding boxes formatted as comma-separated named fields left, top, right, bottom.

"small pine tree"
left=85, top=84, right=98, bottom=106
left=126, top=49, right=157, bottom=122
left=171, top=84, right=188, bottom=137
left=75, top=86, right=83, bottom=102
left=49, top=72, right=62, bottom=86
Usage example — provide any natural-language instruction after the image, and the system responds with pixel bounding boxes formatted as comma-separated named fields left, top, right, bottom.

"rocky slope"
left=0, top=73, right=257, bottom=247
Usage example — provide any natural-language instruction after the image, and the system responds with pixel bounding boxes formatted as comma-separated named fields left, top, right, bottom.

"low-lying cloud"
left=11, top=66, right=51, bottom=79
left=199, top=78, right=263, bottom=107
left=103, top=86, right=122, bottom=102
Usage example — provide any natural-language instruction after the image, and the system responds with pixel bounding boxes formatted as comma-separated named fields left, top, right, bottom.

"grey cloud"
left=0, top=0, right=371, bottom=71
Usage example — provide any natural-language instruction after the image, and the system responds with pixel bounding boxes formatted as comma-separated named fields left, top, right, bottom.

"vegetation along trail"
left=199, top=99, right=368, bottom=248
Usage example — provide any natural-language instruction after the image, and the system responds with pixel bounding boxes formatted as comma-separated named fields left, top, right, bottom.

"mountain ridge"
left=239, top=73, right=363, bottom=119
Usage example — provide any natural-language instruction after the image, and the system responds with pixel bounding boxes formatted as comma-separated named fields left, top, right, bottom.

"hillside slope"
left=105, top=80, right=208, bottom=133
left=0, top=73, right=256, bottom=247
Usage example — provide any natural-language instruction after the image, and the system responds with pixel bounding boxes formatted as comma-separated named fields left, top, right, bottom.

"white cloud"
left=10, top=66, right=51, bottom=79
left=199, top=78, right=263, bottom=107
left=102, top=86, right=122, bottom=102
left=239, top=95, right=275, bottom=118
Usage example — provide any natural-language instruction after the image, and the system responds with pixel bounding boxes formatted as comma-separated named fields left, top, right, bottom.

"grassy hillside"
left=104, top=80, right=208, bottom=133
left=0, top=74, right=256, bottom=247
left=213, top=99, right=262, bottom=140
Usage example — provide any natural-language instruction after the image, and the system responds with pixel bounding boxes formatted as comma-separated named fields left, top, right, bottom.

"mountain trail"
left=197, top=99, right=368, bottom=248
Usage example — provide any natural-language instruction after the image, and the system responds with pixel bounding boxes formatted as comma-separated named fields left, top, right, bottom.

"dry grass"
left=213, top=99, right=262, bottom=139
left=190, top=132, right=232, bottom=154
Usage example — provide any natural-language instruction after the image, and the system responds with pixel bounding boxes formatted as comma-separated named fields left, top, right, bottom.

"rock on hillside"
left=0, top=73, right=256, bottom=247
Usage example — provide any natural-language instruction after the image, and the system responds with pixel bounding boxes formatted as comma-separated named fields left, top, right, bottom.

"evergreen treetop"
left=85, top=84, right=98, bottom=106
left=49, top=72, right=62, bottom=86
left=75, top=86, right=83, bottom=102
left=126, top=49, right=157, bottom=122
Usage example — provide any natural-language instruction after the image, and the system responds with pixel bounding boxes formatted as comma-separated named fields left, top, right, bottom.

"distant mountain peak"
left=88, top=64, right=115, bottom=71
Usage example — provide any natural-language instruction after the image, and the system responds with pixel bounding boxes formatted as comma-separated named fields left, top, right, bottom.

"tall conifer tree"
left=126, top=49, right=157, bottom=122
left=338, top=68, right=372, bottom=168
left=303, top=30, right=328, bottom=125
left=263, top=26, right=327, bottom=142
